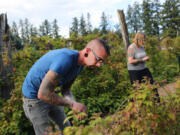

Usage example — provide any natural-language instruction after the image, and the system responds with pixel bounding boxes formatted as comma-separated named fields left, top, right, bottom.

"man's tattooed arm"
left=38, top=70, right=73, bottom=107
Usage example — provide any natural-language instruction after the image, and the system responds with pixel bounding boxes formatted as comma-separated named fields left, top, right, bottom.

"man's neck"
left=77, top=51, right=85, bottom=66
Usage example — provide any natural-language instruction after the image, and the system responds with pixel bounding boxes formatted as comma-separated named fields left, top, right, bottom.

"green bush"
left=63, top=82, right=180, bottom=135
left=0, top=34, right=180, bottom=134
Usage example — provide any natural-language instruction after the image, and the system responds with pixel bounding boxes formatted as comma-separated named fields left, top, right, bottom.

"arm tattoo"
left=38, top=70, right=72, bottom=107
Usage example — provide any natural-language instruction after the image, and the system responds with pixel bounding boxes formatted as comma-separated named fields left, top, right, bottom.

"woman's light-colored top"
left=127, top=43, right=147, bottom=70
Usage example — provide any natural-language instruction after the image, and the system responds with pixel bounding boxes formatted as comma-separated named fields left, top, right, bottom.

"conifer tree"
left=142, top=0, right=154, bottom=36
left=39, top=19, right=52, bottom=37
left=24, top=18, right=30, bottom=42
left=161, top=0, right=180, bottom=37
left=39, top=22, right=46, bottom=37
left=86, top=12, right=92, bottom=34
left=29, top=25, right=38, bottom=37
left=79, top=14, right=87, bottom=36
left=100, top=12, right=109, bottom=35
left=44, top=19, right=52, bottom=37
left=19, top=19, right=26, bottom=45
left=69, top=17, right=79, bottom=37
left=126, top=5, right=134, bottom=33
left=11, top=21, right=19, bottom=36
left=126, top=2, right=142, bottom=33
left=151, top=0, right=161, bottom=36
left=10, top=21, right=23, bottom=49
left=52, top=19, right=60, bottom=38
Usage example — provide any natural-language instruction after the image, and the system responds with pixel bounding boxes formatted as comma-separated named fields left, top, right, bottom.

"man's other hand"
left=71, top=101, right=87, bottom=113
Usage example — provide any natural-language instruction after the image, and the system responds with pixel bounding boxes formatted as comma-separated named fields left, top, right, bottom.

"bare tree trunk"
left=0, top=13, right=13, bottom=99
left=117, top=10, right=130, bottom=51
left=0, top=14, right=5, bottom=75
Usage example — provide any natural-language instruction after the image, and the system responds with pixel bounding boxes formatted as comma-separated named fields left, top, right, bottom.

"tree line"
left=126, top=0, right=180, bottom=38
left=10, top=18, right=60, bottom=49
left=9, top=0, right=180, bottom=50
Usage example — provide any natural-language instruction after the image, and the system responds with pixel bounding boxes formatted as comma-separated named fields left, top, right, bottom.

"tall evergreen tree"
left=151, top=0, right=161, bottom=36
left=52, top=19, right=60, bottom=38
left=127, top=0, right=161, bottom=36
left=126, top=5, right=134, bottom=33
left=10, top=21, right=23, bottom=49
left=11, top=22, right=19, bottom=36
left=133, top=2, right=143, bottom=33
left=79, top=14, right=87, bottom=36
left=100, top=12, right=109, bottom=35
left=86, top=12, right=92, bottom=34
left=161, top=0, right=180, bottom=37
left=19, top=19, right=26, bottom=45
left=142, top=0, right=154, bottom=36
left=126, top=2, right=142, bottom=33
left=24, top=18, right=30, bottom=42
left=29, top=25, right=38, bottom=37
left=39, top=24, right=46, bottom=37
left=69, top=17, right=79, bottom=37
left=39, top=19, right=52, bottom=37
left=44, top=19, right=52, bottom=37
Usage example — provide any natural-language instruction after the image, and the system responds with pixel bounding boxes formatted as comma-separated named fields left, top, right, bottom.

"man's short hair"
left=96, top=38, right=111, bottom=56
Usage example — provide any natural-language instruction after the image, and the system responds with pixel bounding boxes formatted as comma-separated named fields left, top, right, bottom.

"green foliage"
left=63, top=82, right=180, bottom=135
left=142, top=0, right=154, bottom=36
left=0, top=47, right=41, bottom=134
left=126, top=2, right=142, bottom=33
left=0, top=34, right=180, bottom=134
left=70, top=17, right=79, bottom=38
left=79, top=14, right=87, bottom=36
left=145, top=36, right=179, bottom=82
left=64, top=111, right=88, bottom=126
left=161, top=0, right=180, bottom=38
left=126, top=0, right=179, bottom=38
left=99, top=12, right=109, bottom=35
left=52, top=19, right=60, bottom=39
left=172, top=36, right=180, bottom=55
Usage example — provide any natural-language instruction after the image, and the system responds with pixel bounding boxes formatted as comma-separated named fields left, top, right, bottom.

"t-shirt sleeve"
left=49, top=54, right=72, bottom=77
left=127, top=46, right=135, bottom=57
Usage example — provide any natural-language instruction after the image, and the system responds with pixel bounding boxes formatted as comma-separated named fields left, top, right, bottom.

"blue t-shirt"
left=22, top=48, right=83, bottom=99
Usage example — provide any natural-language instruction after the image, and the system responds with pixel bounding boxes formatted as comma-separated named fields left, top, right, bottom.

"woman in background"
left=127, top=32, right=160, bottom=101
left=127, top=32, right=153, bottom=84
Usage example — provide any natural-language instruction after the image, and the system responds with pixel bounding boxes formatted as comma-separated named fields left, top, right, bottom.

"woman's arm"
left=128, top=46, right=149, bottom=64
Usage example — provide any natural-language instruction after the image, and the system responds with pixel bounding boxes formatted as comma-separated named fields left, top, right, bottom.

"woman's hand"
left=142, top=56, right=150, bottom=62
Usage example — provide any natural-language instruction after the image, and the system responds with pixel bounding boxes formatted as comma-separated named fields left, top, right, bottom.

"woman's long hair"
left=133, top=32, right=146, bottom=47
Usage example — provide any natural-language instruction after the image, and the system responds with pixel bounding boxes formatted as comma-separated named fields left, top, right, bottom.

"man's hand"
left=71, top=101, right=87, bottom=113
left=71, top=101, right=87, bottom=120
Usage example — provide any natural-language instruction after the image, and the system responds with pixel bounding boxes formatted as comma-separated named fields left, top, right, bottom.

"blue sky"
left=0, top=0, right=165, bottom=37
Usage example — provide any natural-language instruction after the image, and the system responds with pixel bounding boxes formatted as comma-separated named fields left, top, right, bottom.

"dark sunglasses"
left=90, top=49, right=104, bottom=63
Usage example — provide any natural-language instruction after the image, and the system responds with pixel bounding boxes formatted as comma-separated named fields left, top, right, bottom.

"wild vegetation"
left=0, top=34, right=180, bottom=134
left=0, top=0, right=180, bottom=134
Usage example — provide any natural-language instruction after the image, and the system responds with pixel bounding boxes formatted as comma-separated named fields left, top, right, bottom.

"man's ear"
left=85, top=48, right=91, bottom=53
left=84, top=48, right=91, bottom=57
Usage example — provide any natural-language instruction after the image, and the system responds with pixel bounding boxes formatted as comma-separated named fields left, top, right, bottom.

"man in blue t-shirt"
left=22, top=38, right=110, bottom=135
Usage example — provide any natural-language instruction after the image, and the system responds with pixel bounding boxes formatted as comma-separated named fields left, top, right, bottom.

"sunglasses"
left=90, top=49, right=104, bottom=63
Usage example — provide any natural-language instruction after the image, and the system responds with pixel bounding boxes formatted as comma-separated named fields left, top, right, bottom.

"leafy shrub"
left=0, top=35, right=180, bottom=134
left=63, top=82, right=180, bottom=135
